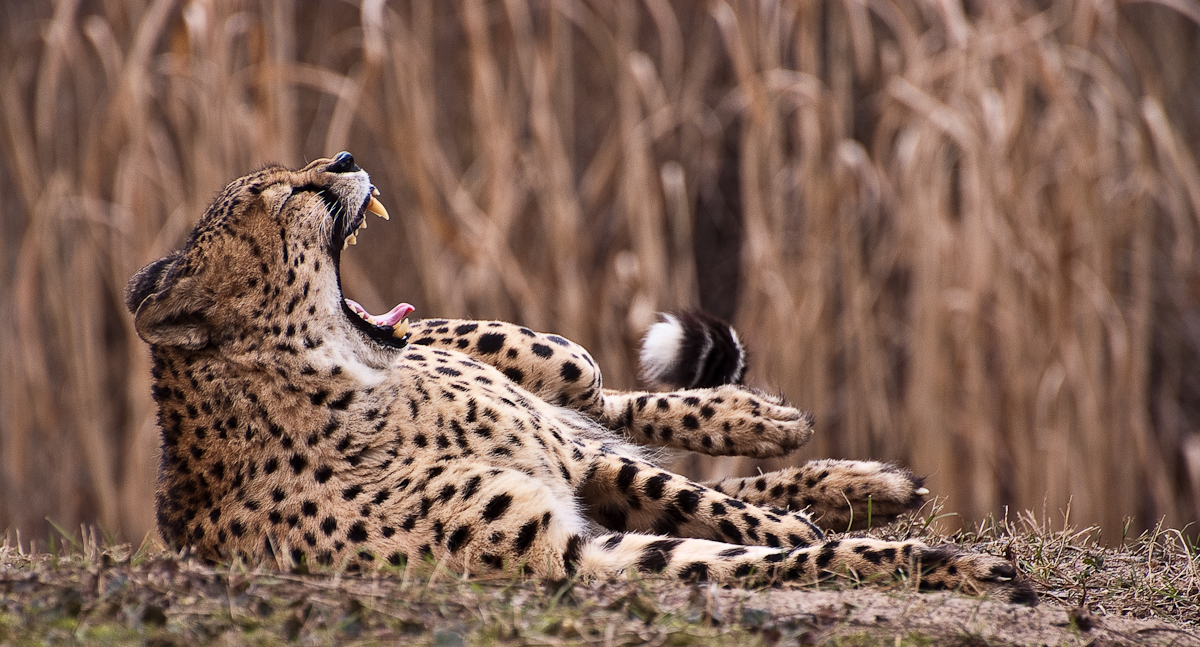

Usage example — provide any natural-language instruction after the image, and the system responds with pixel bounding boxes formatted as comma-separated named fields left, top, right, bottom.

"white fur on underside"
left=638, top=314, right=683, bottom=384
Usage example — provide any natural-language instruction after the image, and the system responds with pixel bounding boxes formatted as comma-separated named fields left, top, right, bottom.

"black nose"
left=327, top=151, right=360, bottom=173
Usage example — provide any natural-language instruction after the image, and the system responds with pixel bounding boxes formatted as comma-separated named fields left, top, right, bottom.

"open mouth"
left=334, top=188, right=414, bottom=348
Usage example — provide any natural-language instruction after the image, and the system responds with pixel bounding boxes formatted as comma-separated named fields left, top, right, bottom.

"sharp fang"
left=393, top=318, right=410, bottom=339
left=366, top=196, right=390, bottom=220
left=915, top=488, right=930, bottom=496
left=371, top=186, right=380, bottom=197
left=346, top=233, right=358, bottom=246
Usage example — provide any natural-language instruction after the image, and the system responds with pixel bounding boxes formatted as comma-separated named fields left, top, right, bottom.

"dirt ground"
left=2, top=542, right=1198, bottom=646
left=657, top=585, right=1199, bottom=646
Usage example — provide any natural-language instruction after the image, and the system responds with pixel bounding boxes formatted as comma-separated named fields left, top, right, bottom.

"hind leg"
left=586, top=533, right=1035, bottom=604
left=427, top=481, right=1036, bottom=605
left=704, top=460, right=930, bottom=531
left=577, top=452, right=824, bottom=548
left=570, top=454, right=1035, bottom=602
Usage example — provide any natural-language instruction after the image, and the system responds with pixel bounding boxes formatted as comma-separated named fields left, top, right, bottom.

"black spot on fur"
left=718, top=520, right=743, bottom=543
left=637, top=539, right=683, bottom=573
left=816, top=541, right=840, bottom=569
left=483, top=494, right=512, bottom=522
left=643, top=474, right=669, bottom=500
left=563, top=535, right=584, bottom=575
left=321, top=516, right=338, bottom=536
left=559, top=362, right=582, bottom=382
left=462, top=476, right=481, bottom=500
left=447, top=526, right=472, bottom=553
left=616, top=464, right=639, bottom=490
left=329, top=391, right=355, bottom=410
left=477, top=333, right=506, bottom=354
left=514, top=520, right=539, bottom=555
left=675, top=489, right=700, bottom=514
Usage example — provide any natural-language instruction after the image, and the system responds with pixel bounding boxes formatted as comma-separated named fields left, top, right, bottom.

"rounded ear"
left=259, top=183, right=293, bottom=217
left=126, top=252, right=214, bottom=349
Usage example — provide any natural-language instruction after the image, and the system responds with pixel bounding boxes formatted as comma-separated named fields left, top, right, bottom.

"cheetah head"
left=125, top=152, right=410, bottom=366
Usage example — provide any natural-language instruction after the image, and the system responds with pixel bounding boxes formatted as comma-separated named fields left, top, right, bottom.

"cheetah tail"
left=638, top=311, right=747, bottom=389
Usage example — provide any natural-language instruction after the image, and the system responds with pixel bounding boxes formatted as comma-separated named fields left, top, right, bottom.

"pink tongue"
left=345, top=299, right=414, bottom=327
left=376, top=302, right=415, bottom=326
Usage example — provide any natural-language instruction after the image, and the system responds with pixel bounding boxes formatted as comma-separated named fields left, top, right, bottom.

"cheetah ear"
left=127, top=251, right=214, bottom=349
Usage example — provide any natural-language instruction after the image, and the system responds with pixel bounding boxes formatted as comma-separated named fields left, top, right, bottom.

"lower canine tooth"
left=393, top=318, right=410, bottom=339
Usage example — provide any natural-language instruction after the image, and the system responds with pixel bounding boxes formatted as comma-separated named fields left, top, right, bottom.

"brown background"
left=2, top=0, right=1199, bottom=545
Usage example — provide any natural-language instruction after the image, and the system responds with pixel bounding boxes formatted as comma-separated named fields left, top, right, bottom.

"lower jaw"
left=341, top=300, right=413, bottom=348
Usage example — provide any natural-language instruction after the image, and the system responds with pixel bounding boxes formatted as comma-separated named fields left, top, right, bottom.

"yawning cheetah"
left=125, top=152, right=1035, bottom=604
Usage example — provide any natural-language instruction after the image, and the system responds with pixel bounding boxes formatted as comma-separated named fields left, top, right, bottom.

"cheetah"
left=125, top=152, right=1035, bottom=604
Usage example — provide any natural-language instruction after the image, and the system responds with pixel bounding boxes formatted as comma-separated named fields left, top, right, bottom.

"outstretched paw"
left=706, top=459, right=927, bottom=531
left=696, top=385, right=814, bottom=458
left=617, top=385, right=814, bottom=458
left=914, top=545, right=1038, bottom=605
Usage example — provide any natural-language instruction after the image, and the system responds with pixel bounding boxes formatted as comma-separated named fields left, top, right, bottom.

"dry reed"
left=1, top=0, right=1198, bottom=543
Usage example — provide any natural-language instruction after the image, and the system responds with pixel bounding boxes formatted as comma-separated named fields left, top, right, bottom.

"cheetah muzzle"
left=125, top=152, right=1036, bottom=605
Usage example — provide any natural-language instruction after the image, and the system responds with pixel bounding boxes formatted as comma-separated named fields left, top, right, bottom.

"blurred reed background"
left=2, top=0, right=1199, bottom=545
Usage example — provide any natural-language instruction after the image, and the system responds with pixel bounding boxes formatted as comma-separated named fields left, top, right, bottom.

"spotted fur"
left=126, top=153, right=1036, bottom=604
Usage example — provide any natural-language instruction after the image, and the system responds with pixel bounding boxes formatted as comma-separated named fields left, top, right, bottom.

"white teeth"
left=371, top=186, right=380, bottom=197
left=393, top=318, right=410, bottom=339
left=346, top=233, right=358, bottom=246
left=915, top=488, right=930, bottom=496
left=366, top=196, right=390, bottom=220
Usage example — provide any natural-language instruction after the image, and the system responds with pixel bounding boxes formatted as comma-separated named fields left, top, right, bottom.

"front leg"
left=599, top=386, right=814, bottom=458
left=578, top=452, right=824, bottom=548
left=406, top=319, right=604, bottom=411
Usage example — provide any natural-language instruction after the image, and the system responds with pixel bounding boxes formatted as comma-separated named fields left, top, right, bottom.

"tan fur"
left=126, top=154, right=1036, bottom=604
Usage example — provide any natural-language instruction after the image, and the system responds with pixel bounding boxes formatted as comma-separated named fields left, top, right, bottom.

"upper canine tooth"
left=366, top=196, right=390, bottom=220
left=346, top=233, right=358, bottom=246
